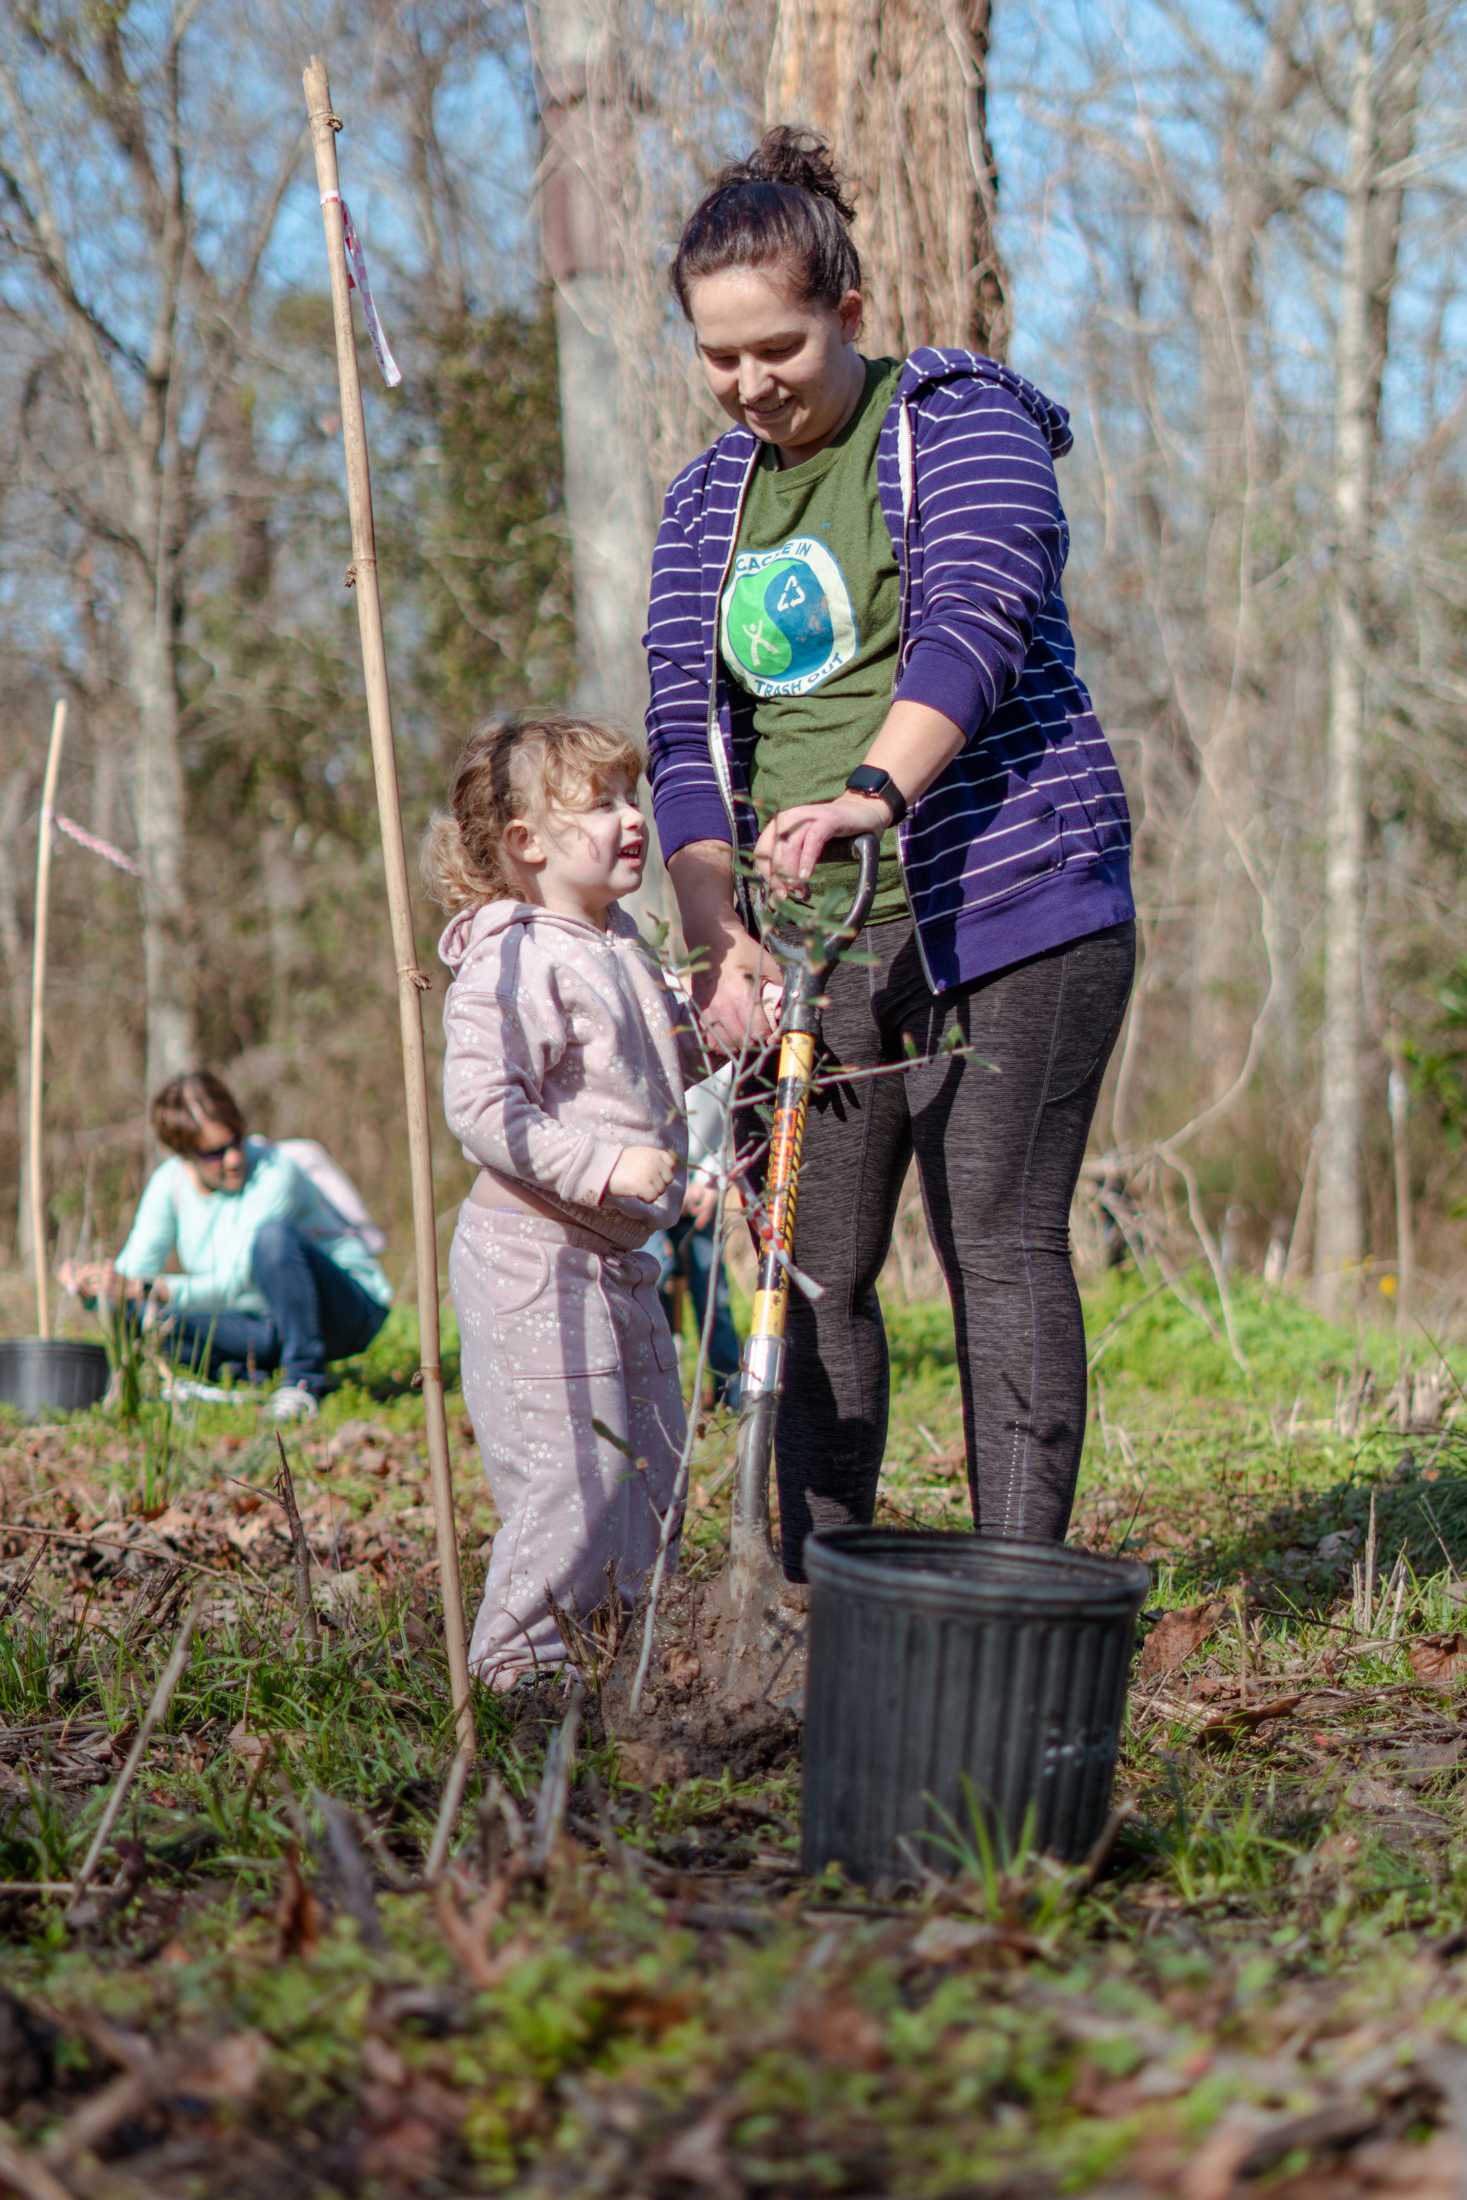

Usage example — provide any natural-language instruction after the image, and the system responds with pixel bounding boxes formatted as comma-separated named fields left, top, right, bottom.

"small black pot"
left=801, top=1530, right=1151, bottom=1883
left=0, top=1338, right=111, bottom=1417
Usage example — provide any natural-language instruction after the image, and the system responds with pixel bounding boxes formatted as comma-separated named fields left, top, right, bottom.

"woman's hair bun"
left=671, top=123, right=862, bottom=315
left=727, top=128, right=857, bottom=225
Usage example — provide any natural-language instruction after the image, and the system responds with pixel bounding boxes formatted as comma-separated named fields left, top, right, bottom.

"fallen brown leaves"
left=1408, top=1633, right=1467, bottom=1688
left=1194, top=1692, right=1307, bottom=1750
left=1136, top=1598, right=1228, bottom=1682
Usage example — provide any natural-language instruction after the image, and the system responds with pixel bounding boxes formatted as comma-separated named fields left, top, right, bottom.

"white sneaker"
left=265, top=1383, right=320, bottom=1423
left=161, top=1372, right=236, bottom=1405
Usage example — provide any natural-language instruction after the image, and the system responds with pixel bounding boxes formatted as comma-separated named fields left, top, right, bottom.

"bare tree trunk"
left=0, top=769, right=32, bottom=1266
left=1316, top=0, right=1425, bottom=1317
left=123, top=556, right=196, bottom=1095
left=766, top=0, right=1008, bottom=357
left=1185, top=0, right=1309, bottom=1085
left=536, top=0, right=664, bottom=919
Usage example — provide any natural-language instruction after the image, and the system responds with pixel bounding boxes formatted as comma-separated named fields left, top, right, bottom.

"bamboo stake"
left=303, top=57, right=473, bottom=1760
left=1386, top=1032, right=1414, bottom=1332
left=28, top=699, right=67, bottom=1339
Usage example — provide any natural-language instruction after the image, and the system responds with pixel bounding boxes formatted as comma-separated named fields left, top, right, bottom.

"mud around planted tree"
left=594, top=1566, right=808, bottom=1790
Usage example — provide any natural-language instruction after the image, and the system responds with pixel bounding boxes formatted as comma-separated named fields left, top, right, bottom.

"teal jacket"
left=115, top=1137, right=392, bottom=1315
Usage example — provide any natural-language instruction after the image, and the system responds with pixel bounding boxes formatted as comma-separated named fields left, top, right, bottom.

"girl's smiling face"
left=509, top=768, right=647, bottom=927
left=688, top=262, right=865, bottom=466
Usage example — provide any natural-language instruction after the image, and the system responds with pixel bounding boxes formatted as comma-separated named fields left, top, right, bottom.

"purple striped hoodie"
left=643, top=347, right=1134, bottom=993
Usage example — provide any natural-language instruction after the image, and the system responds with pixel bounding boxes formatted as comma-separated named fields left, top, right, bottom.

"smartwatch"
left=844, top=764, right=908, bottom=826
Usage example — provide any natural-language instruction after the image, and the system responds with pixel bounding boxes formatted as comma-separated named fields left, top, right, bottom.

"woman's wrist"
left=668, top=840, right=745, bottom=949
left=856, top=700, right=967, bottom=812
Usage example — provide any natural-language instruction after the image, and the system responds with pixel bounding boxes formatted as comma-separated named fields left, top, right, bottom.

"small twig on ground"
left=581, top=1767, right=639, bottom=1888
left=0, top=1518, right=282, bottom=1604
left=1419, top=1492, right=1461, bottom=1581
left=274, top=1436, right=321, bottom=1659
left=1353, top=1490, right=1379, bottom=1634
left=313, top=1792, right=384, bottom=1949
left=0, top=2119, right=76, bottom=2200
left=235, top=1735, right=275, bottom=1838
left=42, top=2052, right=176, bottom=2174
left=529, top=1680, right=584, bottom=1873
left=0, top=1545, right=44, bottom=1626
left=67, top=1596, right=202, bottom=1921
left=426, top=1746, right=473, bottom=1881
left=1078, top=1799, right=1136, bottom=1894
left=477, top=1772, right=528, bottom=1883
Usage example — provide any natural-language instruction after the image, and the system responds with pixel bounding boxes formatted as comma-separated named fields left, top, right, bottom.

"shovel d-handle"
left=728, top=832, right=880, bottom=1565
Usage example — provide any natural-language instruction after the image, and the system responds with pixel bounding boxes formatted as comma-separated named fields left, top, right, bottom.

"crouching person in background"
left=59, top=1070, right=392, bottom=1422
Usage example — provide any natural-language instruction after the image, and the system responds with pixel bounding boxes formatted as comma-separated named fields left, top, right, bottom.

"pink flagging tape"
left=50, top=811, right=143, bottom=877
left=320, top=190, right=403, bottom=389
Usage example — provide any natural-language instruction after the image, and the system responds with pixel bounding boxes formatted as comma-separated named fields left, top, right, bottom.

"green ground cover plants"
left=1, top=1270, right=1465, bottom=2196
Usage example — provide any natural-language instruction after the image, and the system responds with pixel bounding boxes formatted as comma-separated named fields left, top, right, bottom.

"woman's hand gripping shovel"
left=706, top=834, right=880, bottom=1702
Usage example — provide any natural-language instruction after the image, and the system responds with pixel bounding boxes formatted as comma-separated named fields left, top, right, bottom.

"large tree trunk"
left=536, top=0, right=663, bottom=920
left=765, top=0, right=1008, bottom=358
left=1315, top=0, right=1425, bottom=1316
left=0, top=768, right=32, bottom=1266
left=123, top=555, right=196, bottom=1096
left=1185, top=2, right=1309, bottom=1088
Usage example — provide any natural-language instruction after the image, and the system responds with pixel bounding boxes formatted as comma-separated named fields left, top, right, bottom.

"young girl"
left=425, top=712, right=701, bottom=1690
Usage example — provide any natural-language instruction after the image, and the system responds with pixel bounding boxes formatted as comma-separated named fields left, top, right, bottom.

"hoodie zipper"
left=893, top=395, right=939, bottom=994
left=706, top=445, right=761, bottom=928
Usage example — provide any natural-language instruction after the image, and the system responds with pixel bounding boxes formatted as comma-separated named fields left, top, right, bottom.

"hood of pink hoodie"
left=437, top=897, right=604, bottom=977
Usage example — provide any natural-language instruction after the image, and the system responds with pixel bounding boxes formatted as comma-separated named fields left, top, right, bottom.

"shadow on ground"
left=1203, top=1428, right=1467, bottom=1619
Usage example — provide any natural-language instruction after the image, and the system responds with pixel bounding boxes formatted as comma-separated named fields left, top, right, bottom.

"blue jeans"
left=654, top=1215, right=742, bottom=1404
left=162, top=1221, right=388, bottom=1397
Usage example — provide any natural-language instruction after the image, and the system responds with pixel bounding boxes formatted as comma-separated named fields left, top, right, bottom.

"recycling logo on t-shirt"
left=721, top=537, right=858, bottom=700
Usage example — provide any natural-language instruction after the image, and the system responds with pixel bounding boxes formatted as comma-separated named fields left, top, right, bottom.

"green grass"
left=2, top=1266, right=1466, bottom=2194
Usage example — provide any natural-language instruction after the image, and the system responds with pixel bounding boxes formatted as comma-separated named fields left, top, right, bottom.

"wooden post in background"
left=303, top=57, right=473, bottom=1758
left=28, top=699, right=67, bottom=1340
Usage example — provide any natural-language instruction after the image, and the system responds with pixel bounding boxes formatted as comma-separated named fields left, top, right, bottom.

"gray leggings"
left=758, top=917, right=1135, bottom=1578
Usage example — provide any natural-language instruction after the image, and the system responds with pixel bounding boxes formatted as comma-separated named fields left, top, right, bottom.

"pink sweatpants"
left=450, top=1203, right=686, bottom=1682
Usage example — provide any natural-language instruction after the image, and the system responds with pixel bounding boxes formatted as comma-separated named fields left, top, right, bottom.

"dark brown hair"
left=422, top=711, right=646, bottom=914
left=670, top=126, right=861, bottom=317
left=151, top=1071, right=246, bottom=1157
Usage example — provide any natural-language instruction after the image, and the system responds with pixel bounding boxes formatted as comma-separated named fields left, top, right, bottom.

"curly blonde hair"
left=422, top=712, right=647, bottom=914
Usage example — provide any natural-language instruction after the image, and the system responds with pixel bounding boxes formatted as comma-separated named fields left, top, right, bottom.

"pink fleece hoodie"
left=439, top=900, right=705, bottom=1251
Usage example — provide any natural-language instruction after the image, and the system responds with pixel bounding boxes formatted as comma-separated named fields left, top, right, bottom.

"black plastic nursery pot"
left=801, top=1530, right=1150, bottom=1884
left=0, top=1338, right=111, bottom=1417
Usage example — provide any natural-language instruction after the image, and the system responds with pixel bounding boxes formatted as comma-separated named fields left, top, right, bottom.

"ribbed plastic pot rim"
left=804, top=1527, right=1150, bottom=1618
left=0, top=1339, right=111, bottom=1365
left=0, top=1338, right=112, bottom=1412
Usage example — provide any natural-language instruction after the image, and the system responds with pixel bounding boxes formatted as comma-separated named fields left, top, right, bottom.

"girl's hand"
left=753, top=790, right=892, bottom=896
left=608, top=1145, right=679, bottom=1203
left=690, top=924, right=782, bottom=1058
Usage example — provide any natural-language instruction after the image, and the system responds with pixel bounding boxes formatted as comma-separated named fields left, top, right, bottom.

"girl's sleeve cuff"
left=562, top=1137, right=623, bottom=1208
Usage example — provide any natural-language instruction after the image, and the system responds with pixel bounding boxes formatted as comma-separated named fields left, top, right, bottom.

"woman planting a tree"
left=643, top=129, right=1135, bottom=1577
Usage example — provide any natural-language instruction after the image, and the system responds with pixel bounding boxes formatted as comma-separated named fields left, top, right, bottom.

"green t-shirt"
left=720, top=356, right=908, bottom=924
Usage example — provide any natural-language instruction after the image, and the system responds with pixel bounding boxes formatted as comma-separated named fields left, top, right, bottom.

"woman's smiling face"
left=687, top=262, right=864, bottom=466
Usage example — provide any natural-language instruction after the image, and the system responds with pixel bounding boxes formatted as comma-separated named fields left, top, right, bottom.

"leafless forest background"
left=1, top=0, right=1463, bottom=1331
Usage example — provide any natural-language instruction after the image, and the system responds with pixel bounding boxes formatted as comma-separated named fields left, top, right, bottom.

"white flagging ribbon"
left=320, top=190, right=402, bottom=389
left=49, top=810, right=143, bottom=877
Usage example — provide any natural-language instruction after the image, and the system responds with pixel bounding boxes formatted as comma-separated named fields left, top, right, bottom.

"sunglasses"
left=195, top=1136, right=244, bottom=1164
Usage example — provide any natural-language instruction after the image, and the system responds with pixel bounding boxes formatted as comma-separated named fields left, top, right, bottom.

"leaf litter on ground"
left=0, top=1279, right=1466, bottom=2192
